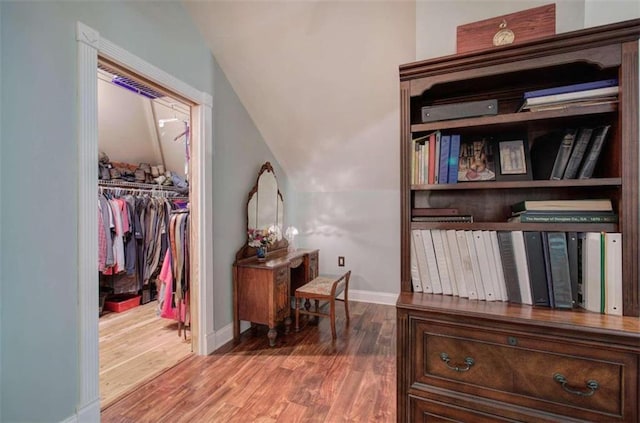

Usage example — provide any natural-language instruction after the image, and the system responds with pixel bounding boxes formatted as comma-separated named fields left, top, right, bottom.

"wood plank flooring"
left=100, top=301, right=193, bottom=409
left=101, top=301, right=396, bottom=422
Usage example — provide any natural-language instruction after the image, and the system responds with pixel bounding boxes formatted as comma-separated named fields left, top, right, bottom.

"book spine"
left=577, top=125, right=611, bottom=179
left=547, top=232, right=574, bottom=309
left=434, top=132, right=441, bottom=183
left=563, top=127, right=593, bottom=179
left=566, top=232, right=579, bottom=307
left=550, top=130, right=576, bottom=180
left=428, top=133, right=436, bottom=184
left=511, top=231, right=533, bottom=305
left=446, top=230, right=468, bottom=298
left=448, top=135, right=460, bottom=184
left=497, top=231, right=522, bottom=304
left=524, top=231, right=550, bottom=307
left=604, top=233, right=622, bottom=315
left=541, top=232, right=555, bottom=308
left=515, top=213, right=618, bottom=223
left=523, top=79, right=618, bottom=99
left=439, top=135, right=450, bottom=184
left=410, top=234, right=423, bottom=293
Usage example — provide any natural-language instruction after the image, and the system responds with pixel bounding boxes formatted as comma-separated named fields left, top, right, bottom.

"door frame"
left=75, top=22, right=214, bottom=422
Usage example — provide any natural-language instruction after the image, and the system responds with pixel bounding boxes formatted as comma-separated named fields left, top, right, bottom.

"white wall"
left=0, top=1, right=280, bottom=421
left=584, top=0, right=640, bottom=27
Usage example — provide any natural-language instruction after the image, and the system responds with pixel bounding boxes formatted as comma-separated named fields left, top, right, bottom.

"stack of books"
left=410, top=228, right=622, bottom=315
left=412, top=208, right=473, bottom=223
left=518, top=79, right=618, bottom=112
left=508, top=199, right=618, bottom=223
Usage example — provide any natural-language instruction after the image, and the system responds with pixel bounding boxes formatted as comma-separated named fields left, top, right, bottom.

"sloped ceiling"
left=183, top=1, right=415, bottom=191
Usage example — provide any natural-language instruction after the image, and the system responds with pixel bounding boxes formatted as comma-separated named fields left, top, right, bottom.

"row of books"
left=531, top=125, right=611, bottom=180
left=518, top=78, right=619, bottom=112
left=411, top=131, right=461, bottom=185
left=410, top=229, right=622, bottom=315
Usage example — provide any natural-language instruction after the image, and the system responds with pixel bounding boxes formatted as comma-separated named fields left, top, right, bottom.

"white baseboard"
left=211, top=290, right=398, bottom=351
left=60, top=398, right=100, bottom=423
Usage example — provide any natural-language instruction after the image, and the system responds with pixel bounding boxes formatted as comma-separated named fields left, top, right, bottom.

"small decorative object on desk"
left=285, top=226, right=299, bottom=253
left=248, top=226, right=279, bottom=261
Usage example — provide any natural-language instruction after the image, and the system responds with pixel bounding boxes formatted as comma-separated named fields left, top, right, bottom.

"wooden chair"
left=295, top=270, right=351, bottom=339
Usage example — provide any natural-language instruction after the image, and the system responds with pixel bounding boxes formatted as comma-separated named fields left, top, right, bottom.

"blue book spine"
left=439, top=135, right=450, bottom=184
left=448, top=135, right=460, bottom=184
left=524, top=79, right=618, bottom=99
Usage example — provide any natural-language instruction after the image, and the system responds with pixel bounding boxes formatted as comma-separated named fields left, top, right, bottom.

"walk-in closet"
left=97, top=61, right=193, bottom=408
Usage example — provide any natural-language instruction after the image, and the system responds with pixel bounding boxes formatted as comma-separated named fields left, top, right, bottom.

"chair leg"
left=344, top=292, right=350, bottom=324
left=314, top=299, right=320, bottom=324
left=330, top=298, right=336, bottom=339
left=295, top=296, right=301, bottom=332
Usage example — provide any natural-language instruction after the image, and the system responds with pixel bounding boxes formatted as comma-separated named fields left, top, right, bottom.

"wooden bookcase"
left=397, top=20, right=640, bottom=422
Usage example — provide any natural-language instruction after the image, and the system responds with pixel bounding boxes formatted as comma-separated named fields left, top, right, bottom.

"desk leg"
left=284, top=316, right=291, bottom=334
left=268, top=327, right=277, bottom=347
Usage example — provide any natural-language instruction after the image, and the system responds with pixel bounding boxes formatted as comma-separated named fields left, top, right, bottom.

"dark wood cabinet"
left=397, top=20, right=640, bottom=422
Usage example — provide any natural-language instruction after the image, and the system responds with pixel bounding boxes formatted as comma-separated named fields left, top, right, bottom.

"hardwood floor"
left=101, top=301, right=396, bottom=422
left=100, top=301, right=193, bottom=409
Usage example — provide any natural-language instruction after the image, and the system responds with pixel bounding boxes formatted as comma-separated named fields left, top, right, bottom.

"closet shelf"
left=98, top=179, right=187, bottom=193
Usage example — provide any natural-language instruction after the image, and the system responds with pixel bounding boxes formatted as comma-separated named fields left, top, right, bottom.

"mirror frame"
left=236, top=162, right=287, bottom=261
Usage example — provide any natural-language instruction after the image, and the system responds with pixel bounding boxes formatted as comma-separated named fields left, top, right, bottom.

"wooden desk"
left=233, top=249, right=319, bottom=346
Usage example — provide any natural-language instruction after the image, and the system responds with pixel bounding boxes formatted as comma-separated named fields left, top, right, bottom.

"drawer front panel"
left=409, top=395, right=518, bottom=423
left=412, top=318, right=636, bottom=421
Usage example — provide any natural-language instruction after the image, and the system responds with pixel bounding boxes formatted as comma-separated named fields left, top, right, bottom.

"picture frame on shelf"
left=496, top=137, right=533, bottom=181
left=457, top=136, right=496, bottom=182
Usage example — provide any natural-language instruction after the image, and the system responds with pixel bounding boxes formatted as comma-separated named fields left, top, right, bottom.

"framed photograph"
left=457, top=137, right=496, bottom=182
left=496, top=138, right=532, bottom=181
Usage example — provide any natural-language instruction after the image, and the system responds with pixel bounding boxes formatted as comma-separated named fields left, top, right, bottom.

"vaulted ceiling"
left=183, top=1, right=415, bottom=191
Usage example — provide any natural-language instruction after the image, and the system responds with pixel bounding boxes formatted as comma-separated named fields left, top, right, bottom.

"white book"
left=421, top=230, right=443, bottom=294
left=582, top=232, right=602, bottom=313
left=465, top=230, right=486, bottom=300
left=473, top=231, right=496, bottom=301
left=489, top=231, right=509, bottom=301
left=412, top=230, right=432, bottom=293
left=440, top=230, right=459, bottom=296
left=431, top=230, right=453, bottom=295
left=511, top=231, right=533, bottom=305
left=605, top=233, right=622, bottom=316
left=410, top=233, right=423, bottom=293
left=455, top=230, right=478, bottom=300
left=446, top=230, right=467, bottom=298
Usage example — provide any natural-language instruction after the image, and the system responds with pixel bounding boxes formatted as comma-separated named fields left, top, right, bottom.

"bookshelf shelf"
left=411, top=177, right=622, bottom=191
left=397, top=19, right=640, bottom=423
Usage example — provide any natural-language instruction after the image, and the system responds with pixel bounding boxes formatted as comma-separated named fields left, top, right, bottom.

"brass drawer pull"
left=439, top=353, right=474, bottom=372
left=553, top=373, right=599, bottom=397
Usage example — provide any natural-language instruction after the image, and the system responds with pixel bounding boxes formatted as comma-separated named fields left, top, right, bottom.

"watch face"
left=493, top=28, right=515, bottom=46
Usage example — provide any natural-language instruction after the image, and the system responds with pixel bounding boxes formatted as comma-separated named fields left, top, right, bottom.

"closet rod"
left=98, top=179, right=187, bottom=193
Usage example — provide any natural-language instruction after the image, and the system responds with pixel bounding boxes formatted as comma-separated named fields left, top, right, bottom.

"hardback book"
left=434, top=133, right=441, bottom=183
left=412, top=208, right=459, bottom=217
left=604, top=232, right=622, bottom=315
left=412, top=215, right=473, bottom=223
left=508, top=211, right=618, bottom=223
left=546, top=232, right=574, bottom=309
left=473, top=231, right=497, bottom=301
left=440, top=230, right=459, bottom=296
left=511, top=199, right=613, bottom=213
left=577, top=125, right=611, bottom=179
left=566, top=232, right=579, bottom=307
left=445, top=230, right=468, bottom=298
left=520, top=86, right=619, bottom=110
left=448, top=135, right=461, bottom=184
left=431, top=230, right=453, bottom=295
left=563, top=127, right=594, bottom=179
left=410, top=234, right=423, bottom=293
left=421, top=99, right=498, bottom=123
left=439, top=135, right=451, bottom=184
left=523, top=231, right=550, bottom=307
left=550, top=129, right=577, bottom=180
left=466, top=230, right=487, bottom=300
left=421, top=230, right=443, bottom=294
left=411, top=230, right=431, bottom=293
left=496, top=231, right=522, bottom=304
left=489, top=231, right=508, bottom=301
left=530, top=129, right=577, bottom=180
left=579, top=232, right=602, bottom=313
left=511, top=231, right=533, bottom=305
left=456, top=230, right=479, bottom=300
left=541, top=232, right=555, bottom=308
left=428, top=132, right=437, bottom=184
left=523, top=79, right=618, bottom=99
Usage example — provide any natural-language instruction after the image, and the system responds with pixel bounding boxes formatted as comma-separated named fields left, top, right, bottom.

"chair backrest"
left=331, top=270, right=351, bottom=298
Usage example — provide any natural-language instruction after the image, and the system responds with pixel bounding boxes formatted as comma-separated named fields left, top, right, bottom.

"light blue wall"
left=0, top=1, right=282, bottom=421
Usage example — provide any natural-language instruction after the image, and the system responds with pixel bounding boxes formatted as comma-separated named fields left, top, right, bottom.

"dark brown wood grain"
left=101, top=301, right=396, bottom=422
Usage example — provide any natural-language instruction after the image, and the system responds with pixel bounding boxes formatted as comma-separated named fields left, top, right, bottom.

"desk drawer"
left=412, top=319, right=638, bottom=422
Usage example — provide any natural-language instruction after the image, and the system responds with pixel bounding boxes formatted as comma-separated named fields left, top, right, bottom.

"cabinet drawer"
left=412, top=319, right=638, bottom=422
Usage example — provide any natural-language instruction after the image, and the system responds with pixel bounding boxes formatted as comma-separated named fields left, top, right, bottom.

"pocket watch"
left=493, top=19, right=515, bottom=46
